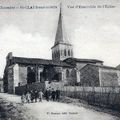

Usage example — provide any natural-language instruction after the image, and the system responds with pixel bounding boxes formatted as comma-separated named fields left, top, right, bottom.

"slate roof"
left=64, top=57, right=103, bottom=63
left=82, top=63, right=119, bottom=70
left=116, top=64, right=120, bottom=70
left=11, top=57, right=73, bottom=67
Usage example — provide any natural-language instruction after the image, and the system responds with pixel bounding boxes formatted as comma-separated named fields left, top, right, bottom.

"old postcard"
left=0, top=0, right=120, bottom=120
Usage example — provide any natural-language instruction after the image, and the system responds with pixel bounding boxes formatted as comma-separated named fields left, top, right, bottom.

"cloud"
left=0, top=25, right=53, bottom=77
left=99, top=23, right=120, bottom=44
left=72, top=24, right=120, bottom=66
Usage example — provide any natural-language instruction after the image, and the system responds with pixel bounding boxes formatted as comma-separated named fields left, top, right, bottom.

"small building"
left=80, top=64, right=120, bottom=87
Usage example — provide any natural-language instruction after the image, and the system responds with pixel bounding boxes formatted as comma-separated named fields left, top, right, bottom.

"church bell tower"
left=51, top=3, right=73, bottom=61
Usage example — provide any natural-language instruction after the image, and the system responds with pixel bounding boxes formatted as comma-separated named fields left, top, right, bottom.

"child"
left=26, top=91, right=31, bottom=103
left=21, top=93, right=26, bottom=104
left=38, top=90, right=43, bottom=102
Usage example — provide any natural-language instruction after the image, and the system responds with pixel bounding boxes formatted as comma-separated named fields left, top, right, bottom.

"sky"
left=0, top=0, right=120, bottom=77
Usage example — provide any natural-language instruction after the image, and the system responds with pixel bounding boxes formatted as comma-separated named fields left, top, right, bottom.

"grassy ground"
left=0, top=97, right=35, bottom=120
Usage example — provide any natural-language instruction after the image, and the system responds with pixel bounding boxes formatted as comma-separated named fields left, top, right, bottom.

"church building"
left=3, top=5, right=120, bottom=94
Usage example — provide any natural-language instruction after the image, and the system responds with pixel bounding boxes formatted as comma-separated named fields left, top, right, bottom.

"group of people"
left=45, top=88, right=60, bottom=102
left=21, top=90, right=43, bottom=103
left=21, top=88, right=60, bottom=104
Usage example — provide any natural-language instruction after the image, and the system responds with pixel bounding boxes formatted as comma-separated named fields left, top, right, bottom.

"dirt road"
left=0, top=93, right=119, bottom=120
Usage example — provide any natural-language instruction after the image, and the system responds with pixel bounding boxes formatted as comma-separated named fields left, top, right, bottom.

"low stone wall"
left=15, top=82, right=45, bottom=95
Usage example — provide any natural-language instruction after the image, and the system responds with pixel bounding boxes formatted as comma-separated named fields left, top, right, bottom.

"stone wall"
left=117, top=70, right=120, bottom=85
left=80, top=65, right=100, bottom=86
left=19, top=66, right=27, bottom=86
left=7, top=67, right=14, bottom=94
left=0, top=80, right=3, bottom=92
left=13, top=64, right=19, bottom=88
left=80, top=64, right=120, bottom=87
left=70, top=68, right=77, bottom=85
left=15, top=82, right=45, bottom=95
left=99, top=68, right=119, bottom=86
left=7, top=64, right=20, bottom=94
left=63, top=68, right=77, bottom=86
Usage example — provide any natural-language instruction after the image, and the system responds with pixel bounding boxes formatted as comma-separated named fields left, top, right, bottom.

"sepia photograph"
left=0, top=0, right=120, bottom=120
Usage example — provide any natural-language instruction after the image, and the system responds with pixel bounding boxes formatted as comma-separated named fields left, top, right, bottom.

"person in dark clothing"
left=34, top=90, right=38, bottom=102
left=30, top=90, right=35, bottom=103
left=51, top=89, right=56, bottom=101
left=45, top=89, right=50, bottom=101
left=56, top=89, right=60, bottom=102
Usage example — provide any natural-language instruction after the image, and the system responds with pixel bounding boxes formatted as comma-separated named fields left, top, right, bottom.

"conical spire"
left=54, top=3, right=70, bottom=46
left=51, top=3, right=73, bottom=61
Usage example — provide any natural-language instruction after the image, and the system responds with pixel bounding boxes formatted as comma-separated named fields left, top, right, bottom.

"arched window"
left=71, top=50, right=73, bottom=56
left=56, top=50, right=59, bottom=58
left=56, top=51, right=58, bottom=57
left=66, top=69, right=70, bottom=78
left=64, top=49, right=66, bottom=56
left=27, top=67, right=36, bottom=84
left=68, top=50, right=70, bottom=56
left=57, top=50, right=60, bottom=57
left=55, top=51, right=57, bottom=58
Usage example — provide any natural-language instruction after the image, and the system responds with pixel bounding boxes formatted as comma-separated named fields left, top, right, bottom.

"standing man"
left=45, top=88, right=50, bottom=101
left=30, top=90, right=34, bottom=103
left=56, top=88, right=60, bottom=102
left=51, top=88, right=56, bottom=101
